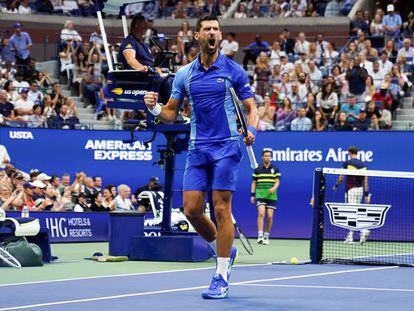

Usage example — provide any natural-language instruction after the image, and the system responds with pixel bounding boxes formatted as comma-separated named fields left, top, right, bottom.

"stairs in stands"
left=393, top=93, right=414, bottom=131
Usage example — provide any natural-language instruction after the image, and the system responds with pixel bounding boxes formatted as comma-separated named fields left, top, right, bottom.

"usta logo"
left=9, top=131, right=34, bottom=139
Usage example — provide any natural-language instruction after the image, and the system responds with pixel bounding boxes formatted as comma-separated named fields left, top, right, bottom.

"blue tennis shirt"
left=171, top=52, right=253, bottom=149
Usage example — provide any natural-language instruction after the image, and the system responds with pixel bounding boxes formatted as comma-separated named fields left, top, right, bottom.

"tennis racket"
left=231, top=214, right=253, bottom=255
left=229, top=87, right=258, bottom=169
left=0, top=246, right=21, bottom=268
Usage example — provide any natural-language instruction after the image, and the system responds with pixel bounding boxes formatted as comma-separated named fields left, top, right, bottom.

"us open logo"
left=325, top=202, right=391, bottom=230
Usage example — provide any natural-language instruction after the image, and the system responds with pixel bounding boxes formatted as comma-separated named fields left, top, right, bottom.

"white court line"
left=231, top=266, right=398, bottom=285
left=0, top=263, right=270, bottom=288
left=237, top=284, right=414, bottom=293
left=0, top=266, right=397, bottom=310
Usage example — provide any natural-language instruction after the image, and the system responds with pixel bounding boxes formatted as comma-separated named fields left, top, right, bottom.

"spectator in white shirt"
left=14, top=88, right=34, bottom=121
left=308, top=60, right=322, bottom=86
left=294, top=32, right=310, bottom=55
left=115, top=184, right=135, bottom=210
left=220, top=32, right=239, bottom=60
left=269, top=41, right=286, bottom=68
left=18, top=0, right=32, bottom=14
left=359, top=52, right=373, bottom=74
left=370, top=61, right=385, bottom=89
left=397, top=39, right=414, bottom=65
left=323, top=42, right=339, bottom=69
left=378, top=51, right=393, bottom=74
left=280, top=55, right=295, bottom=73
left=60, top=20, right=82, bottom=44
left=295, top=52, right=310, bottom=73
left=12, top=72, right=30, bottom=93
left=28, top=104, right=46, bottom=128
left=290, top=108, right=312, bottom=131
left=28, top=81, right=43, bottom=104
left=370, top=14, right=384, bottom=36
left=315, top=33, right=329, bottom=57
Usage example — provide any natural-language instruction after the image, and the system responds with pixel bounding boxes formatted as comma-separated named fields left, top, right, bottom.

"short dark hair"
left=262, top=149, right=272, bottom=156
left=131, top=14, right=147, bottom=30
left=227, top=32, right=236, bottom=38
left=51, top=175, right=59, bottom=183
left=348, top=146, right=359, bottom=155
left=196, top=14, right=219, bottom=32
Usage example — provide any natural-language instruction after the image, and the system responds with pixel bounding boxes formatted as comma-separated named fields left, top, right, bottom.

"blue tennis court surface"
left=1, top=264, right=413, bottom=311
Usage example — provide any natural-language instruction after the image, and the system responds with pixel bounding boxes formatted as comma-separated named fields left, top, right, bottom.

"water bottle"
left=21, top=206, right=29, bottom=218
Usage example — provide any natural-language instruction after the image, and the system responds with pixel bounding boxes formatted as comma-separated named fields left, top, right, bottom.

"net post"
left=310, top=168, right=325, bottom=264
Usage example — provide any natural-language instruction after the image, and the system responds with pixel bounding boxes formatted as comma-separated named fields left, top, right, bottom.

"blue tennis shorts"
left=183, top=140, right=242, bottom=192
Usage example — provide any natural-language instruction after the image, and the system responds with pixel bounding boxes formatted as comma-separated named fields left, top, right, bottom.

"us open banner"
left=1, top=128, right=414, bottom=239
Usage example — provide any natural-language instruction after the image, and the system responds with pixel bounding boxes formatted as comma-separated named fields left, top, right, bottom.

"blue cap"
left=13, top=23, right=22, bottom=29
left=20, top=88, right=29, bottom=94
left=23, top=182, right=34, bottom=189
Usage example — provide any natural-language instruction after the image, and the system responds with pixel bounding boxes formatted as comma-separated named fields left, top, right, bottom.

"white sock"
left=264, top=232, right=270, bottom=239
left=216, top=257, right=230, bottom=282
left=258, top=231, right=263, bottom=238
left=208, top=240, right=217, bottom=254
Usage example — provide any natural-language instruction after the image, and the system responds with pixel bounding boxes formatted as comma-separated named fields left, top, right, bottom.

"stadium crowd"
left=0, top=160, right=159, bottom=213
left=0, top=2, right=413, bottom=131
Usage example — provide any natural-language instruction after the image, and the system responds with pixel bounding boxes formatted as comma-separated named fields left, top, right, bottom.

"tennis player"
left=333, top=146, right=370, bottom=244
left=144, top=14, right=258, bottom=299
left=251, top=150, right=281, bottom=245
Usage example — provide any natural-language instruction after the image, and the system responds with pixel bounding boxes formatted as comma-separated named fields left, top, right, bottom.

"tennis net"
left=311, top=168, right=414, bottom=267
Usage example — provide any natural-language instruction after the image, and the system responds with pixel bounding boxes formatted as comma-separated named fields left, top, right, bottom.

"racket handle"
left=246, top=145, right=258, bottom=169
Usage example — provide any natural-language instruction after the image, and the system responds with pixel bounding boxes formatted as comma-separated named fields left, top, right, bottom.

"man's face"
left=381, top=53, right=388, bottom=61
left=262, top=152, right=271, bottom=164
left=60, top=105, right=68, bottom=115
left=51, top=177, right=60, bottom=187
left=21, top=92, right=28, bottom=100
left=373, top=62, right=379, bottom=72
left=34, top=106, right=42, bottom=115
left=30, top=83, right=38, bottom=92
left=85, top=177, right=94, bottom=188
left=356, top=12, right=362, bottom=20
left=0, top=91, right=6, bottom=102
left=226, top=34, right=233, bottom=42
left=33, top=187, right=43, bottom=195
left=309, top=62, right=315, bottom=70
left=15, top=27, right=21, bottom=35
left=349, top=97, right=356, bottom=106
left=94, top=177, right=102, bottom=188
left=133, top=20, right=148, bottom=39
left=297, top=108, right=305, bottom=117
left=298, top=74, right=306, bottom=83
left=317, top=34, right=323, bottom=42
left=62, top=175, right=70, bottom=186
left=404, top=40, right=410, bottom=49
left=360, top=112, right=367, bottom=120
left=195, top=20, right=222, bottom=55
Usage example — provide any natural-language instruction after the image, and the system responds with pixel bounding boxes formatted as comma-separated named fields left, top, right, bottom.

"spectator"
left=308, top=60, right=322, bottom=87
left=220, top=32, right=239, bottom=60
left=3, top=80, right=19, bottom=103
left=383, top=4, right=402, bottom=39
left=82, top=64, right=102, bottom=108
left=77, top=0, right=95, bottom=17
left=294, top=32, right=310, bottom=56
left=369, top=61, right=384, bottom=89
left=177, top=21, right=193, bottom=58
left=353, top=109, right=371, bottom=131
left=288, top=81, right=306, bottom=109
left=202, top=0, right=220, bottom=16
left=279, top=55, right=294, bottom=74
left=372, top=82, right=394, bottom=111
left=370, top=13, right=384, bottom=36
left=60, top=20, right=82, bottom=46
left=312, top=110, right=327, bottom=131
left=0, top=184, right=20, bottom=211
left=52, top=105, right=79, bottom=129
left=249, top=2, right=264, bottom=18
left=346, top=42, right=359, bottom=60
left=171, top=1, right=188, bottom=19
left=0, top=90, right=15, bottom=124
left=382, top=39, right=398, bottom=60
left=1, top=38, right=15, bottom=64
left=316, top=82, right=338, bottom=122
left=324, top=0, right=341, bottom=17
left=90, top=192, right=110, bottom=212
left=115, top=184, right=134, bottom=210
left=323, top=42, right=339, bottom=69
left=13, top=72, right=29, bottom=93
left=366, top=100, right=381, bottom=119
left=363, top=40, right=378, bottom=60
left=283, top=1, right=303, bottom=18
left=279, top=28, right=295, bottom=55
left=18, top=0, right=32, bottom=14
left=134, top=176, right=163, bottom=213
left=402, top=12, right=414, bottom=37
left=9, top=23, right=32, bottom=71
left=345, top=58, right=368, bottom=103
left=379, top=50, right=393, bottom=74
left=81, top=176, right=97, bottom=202
left=14, top=88, right=33, bottom=122
left=1, top=0, right=18, bottom=13
left=304, top=92, right=316, bottom=120
left=291, top=107, right=312, bottom=131
left=258, top=95, right=276, bottom=131
left=87, top=43, right=103, bottom=75
left=28, top=104, right=46, bottom=128
left=364, top=75, right=376, bottom=101
left=27, top=81, right=43, bottom=104
left=350, top=10, right=368, bottom=36
left=234, top=3, right=247, bottom=19
left=334, top=111, right=353, bottom=131
left=73, top=192, right=89, bottom=212
left=308, top=43, right=321, bottom=64
left=143, top=19, right=158, bottom=46
left=93, top=176, right=102, bottom=191
left=295, top=52, right=310, bottom=73
left=276, top=97, right=296, bottom=130
left=254, top=52, right=271, bottom=98
left=269, top=41, right=286, bottom=68
left=243, top=35, right=270, bottom=70
left=36, top=0, right=54, bottom=14
left=102, top=186, right=116, bottom=211
left=50, top=82, right=64, bottom=113
left=315, top=33, right=329, bottom=57
left=36, top=71, right=52, bottom=88
left=341, top=94, right=361, bottom=123
left=397, top=39, right=414, bottom=67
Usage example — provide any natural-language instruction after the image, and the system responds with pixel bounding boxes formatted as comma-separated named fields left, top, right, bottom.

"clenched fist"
left=144, top=91, right=159, bottom=110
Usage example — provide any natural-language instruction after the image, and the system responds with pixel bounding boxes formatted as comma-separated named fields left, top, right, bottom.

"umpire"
left=251, top=150, right=281, bottom=245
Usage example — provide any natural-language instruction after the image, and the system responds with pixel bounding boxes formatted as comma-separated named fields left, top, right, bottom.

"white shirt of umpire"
left=115, top=195, right=134, bottom=210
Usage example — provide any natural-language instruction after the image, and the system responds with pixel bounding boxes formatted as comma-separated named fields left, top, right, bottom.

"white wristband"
left=149, top=103, right=161, bottom=116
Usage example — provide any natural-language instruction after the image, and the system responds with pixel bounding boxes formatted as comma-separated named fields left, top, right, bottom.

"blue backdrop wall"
left=1, top=128, right=414, bottom=239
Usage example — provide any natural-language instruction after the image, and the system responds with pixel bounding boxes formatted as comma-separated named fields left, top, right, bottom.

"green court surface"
left=0, top=239, right=309, bottom=285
